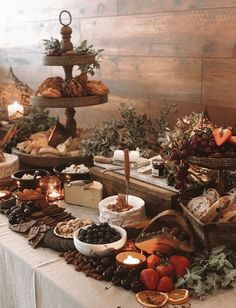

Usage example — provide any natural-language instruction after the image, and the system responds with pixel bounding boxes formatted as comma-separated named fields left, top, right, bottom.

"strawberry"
left=147, top=255, right=161, bottom=269
left=156, top=263, right=175, bottom=277
left=169, top=255, right=190, bottom=278
left=140, top=269, right=159, bottom=290
left=212, top=127, right=232, bottom=146
left=156, top=276, right=174, bottom=292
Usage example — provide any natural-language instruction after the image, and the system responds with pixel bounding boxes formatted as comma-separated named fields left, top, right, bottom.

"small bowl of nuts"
left=73, top=222, right=127, bottom=256
left=54, top=218, right=93, bottom=239
left=53, top=163, right=90, bottom=183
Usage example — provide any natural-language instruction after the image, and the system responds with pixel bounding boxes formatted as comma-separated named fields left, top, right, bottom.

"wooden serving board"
left=31, top=94, right=108, bottom=108
left=12, top=148, right=93, bottom=169
left=187, top=156, right=236, bottom=169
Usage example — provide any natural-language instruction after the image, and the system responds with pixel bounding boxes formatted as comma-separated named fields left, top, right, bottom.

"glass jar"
left=152, top=159, right=166, bottom=178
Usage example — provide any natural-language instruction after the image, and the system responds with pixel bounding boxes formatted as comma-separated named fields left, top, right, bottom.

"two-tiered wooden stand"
left=31, top=10, right=107, bottom=137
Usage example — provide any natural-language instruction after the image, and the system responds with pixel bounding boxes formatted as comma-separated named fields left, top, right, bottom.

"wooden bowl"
left=11, top=169, right=49, bottom=190
left=53, top=163, right=90, bottom=183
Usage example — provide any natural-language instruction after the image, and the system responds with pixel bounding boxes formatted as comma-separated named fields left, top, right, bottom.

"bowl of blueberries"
left=73, top=222, right=127, bottom=256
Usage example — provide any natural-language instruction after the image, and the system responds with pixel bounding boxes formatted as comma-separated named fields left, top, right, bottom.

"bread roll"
left=38, top=147, right=60, bottom=156
left=186, top=196, right=211, bottom=219
left=200, top=196, right=232, bottom=223
left=35, top=77, right=63, bottom=98
left=219, top=210, right=236, bottom=223
left=203, top=188, right=220, bottom=205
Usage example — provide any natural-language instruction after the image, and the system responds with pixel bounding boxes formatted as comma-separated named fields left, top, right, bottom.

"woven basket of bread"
left=180, top=188, right=236, bottom=248
left=187, top=156, right=236, bottom=169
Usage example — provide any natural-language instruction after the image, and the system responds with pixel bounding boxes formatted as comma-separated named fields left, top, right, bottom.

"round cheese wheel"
left=0, top=153, right=19, bottom=179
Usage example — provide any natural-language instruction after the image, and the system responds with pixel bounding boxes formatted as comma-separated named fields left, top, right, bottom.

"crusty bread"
left=186, top=196, right=211, bottom=219
left=203, top=188, right=220, bottom=205
left=219, top=210, right=236, bottom=223
left=35, top=77, right=63, bottom=98
left=200, top=196, right=232, bottom=223
left=38, top=147, right=60, bottom=156
left=226, top=188, right=236, bottom=201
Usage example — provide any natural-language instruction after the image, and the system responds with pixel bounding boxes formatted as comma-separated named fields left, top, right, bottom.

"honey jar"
left=152, top=159, right=166, bottom=178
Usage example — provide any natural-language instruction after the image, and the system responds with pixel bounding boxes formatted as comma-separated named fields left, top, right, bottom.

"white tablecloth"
left=0, top=203, right=236, bottom=308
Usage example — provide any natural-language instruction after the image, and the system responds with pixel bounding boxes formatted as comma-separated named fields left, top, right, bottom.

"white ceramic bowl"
left=99, top=195, right=146, bottom=226
left=73, top=224, right=127, bottom=257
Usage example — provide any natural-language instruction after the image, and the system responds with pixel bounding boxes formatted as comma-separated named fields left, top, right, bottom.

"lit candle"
left=0, top=190, right=11, bottom=200
left=123, top=255, right=141, bottom=265
left=8, top=101, right=24, bottom=120
left=0, top=192, right=6, bottom=198
left=48, top=191, right=61, bottom=200
left=116, top=252, right=146, bottom=270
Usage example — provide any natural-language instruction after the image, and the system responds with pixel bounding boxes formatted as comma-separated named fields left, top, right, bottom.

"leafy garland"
left=176, top=246, right=236, bottom=299
left=82, top=103, right=176, bottom=158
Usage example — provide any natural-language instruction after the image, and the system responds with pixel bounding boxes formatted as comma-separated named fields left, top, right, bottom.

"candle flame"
left=123, top=255, right=140, bottom=265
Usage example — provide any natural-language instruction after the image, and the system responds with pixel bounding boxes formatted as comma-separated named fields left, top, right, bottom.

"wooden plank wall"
left=0, top=0, right=236, bottom=127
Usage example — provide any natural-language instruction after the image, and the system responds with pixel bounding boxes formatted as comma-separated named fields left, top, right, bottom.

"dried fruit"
left=136, top=291, right=168, bottom=307
left=167, top=289, right=190, bottom=305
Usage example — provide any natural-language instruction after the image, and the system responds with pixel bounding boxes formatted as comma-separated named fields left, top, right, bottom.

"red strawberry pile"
left=140, top=254, right=190, bottom=292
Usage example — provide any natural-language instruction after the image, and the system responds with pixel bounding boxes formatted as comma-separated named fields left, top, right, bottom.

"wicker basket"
left=180, top=202, right=236, bottom=248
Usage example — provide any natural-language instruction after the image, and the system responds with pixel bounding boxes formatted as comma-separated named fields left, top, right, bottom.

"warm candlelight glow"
left=48, top=191, right=61, bottom=199
left=0, top=190, right=11, bottom=200
left=7, top=101, right=24, bottom=120
left=0, top=192, right=6, bottom=198
left=123, top=255, right=141, bottom=265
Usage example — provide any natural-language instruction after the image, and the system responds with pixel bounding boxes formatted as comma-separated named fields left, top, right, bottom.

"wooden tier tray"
left=43, top=54, right=96, bottom=66
left=12, top=148, right=93, bottom=168
left=31, top=94, right=108, bottom=108
left=187, top=156, right=236, bottom=169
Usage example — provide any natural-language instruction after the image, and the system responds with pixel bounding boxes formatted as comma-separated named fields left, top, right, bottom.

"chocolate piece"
left=29, top=232, right=44, bottom=249
left=9, top=220, right=37, bottom=233
left=28, top=226, right=40, bottom=241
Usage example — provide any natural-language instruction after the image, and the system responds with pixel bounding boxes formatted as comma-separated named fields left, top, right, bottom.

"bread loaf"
left=35, top=77, right=63, bottom=98
left=86, top=80, right=109, bottom=96
left=200, top=196, right=232, bottom=223
left=203, top=188, right=220, bottom=205
left=186, top=196, right=211, bottom=219
left=219, top=210, right=236, bottom=223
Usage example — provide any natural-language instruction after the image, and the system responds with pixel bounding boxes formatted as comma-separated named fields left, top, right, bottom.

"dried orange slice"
left=136, top=291, right=168, bottom=307
left=167, top=289, right=190, bottom=305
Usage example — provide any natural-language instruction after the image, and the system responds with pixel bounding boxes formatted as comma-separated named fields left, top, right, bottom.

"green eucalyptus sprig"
left=75, top=40, right=104, bottom=76
left=176, top=246, right=236, bottom=300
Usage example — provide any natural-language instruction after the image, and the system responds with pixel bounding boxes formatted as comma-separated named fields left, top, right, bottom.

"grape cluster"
left=77, top=223, right=121, bottom=245
left=4, top=201, right=40, bottom=225
left=98, top=257, right=143, bottom=292
left=169, top=129, right=236, bottom=190
left=63, top=250, right=143, bottom=293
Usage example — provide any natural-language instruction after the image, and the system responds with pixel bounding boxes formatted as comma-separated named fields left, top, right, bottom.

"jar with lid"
left=152, top=159, right=166, bottom=178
